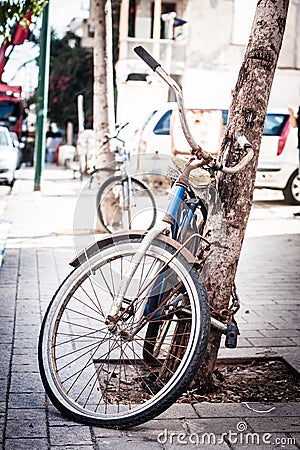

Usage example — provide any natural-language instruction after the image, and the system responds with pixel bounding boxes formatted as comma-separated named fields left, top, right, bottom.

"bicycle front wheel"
left=96, top=176, right=157, bottom=233
left=38, top=237, right=210, bottom=428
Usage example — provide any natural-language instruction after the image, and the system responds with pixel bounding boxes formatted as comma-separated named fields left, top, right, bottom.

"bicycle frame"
left=106, top=165, right=208, bottom=328
left=164, top=181, right=200, bottom=239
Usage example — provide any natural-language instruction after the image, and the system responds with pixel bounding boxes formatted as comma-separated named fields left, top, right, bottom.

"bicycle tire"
left=38, top=237, right=210, bottom=428
left=96, top=176, right=157, bottom=233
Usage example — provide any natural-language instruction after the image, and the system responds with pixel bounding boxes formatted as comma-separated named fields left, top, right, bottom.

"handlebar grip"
left=134, top=46, right=161, bottom=72
left=235, top=132, right=252, bottom=149
left=116, top=122, right=129, bottom=132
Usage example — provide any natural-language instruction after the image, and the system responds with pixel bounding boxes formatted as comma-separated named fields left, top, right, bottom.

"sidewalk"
left=0, top=165, right=299, bottom=449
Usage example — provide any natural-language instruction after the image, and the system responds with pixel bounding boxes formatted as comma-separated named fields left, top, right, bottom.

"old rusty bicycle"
left=38, top=46, right=253, bottom=429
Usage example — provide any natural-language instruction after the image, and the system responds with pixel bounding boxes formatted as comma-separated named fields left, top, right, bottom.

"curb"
left=0, top=219, right=11, bottom=267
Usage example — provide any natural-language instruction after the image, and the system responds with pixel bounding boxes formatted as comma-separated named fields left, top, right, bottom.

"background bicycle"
left=88, top=123, right=157, bottom=233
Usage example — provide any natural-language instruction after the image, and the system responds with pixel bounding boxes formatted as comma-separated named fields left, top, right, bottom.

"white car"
left=135, top=103, right=299, bottom=204
left=255, top=111, right=299, bottom=204
left=0, top=126, right=19, bottom=187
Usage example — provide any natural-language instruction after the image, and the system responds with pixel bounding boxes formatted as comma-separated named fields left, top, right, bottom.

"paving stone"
left=195, top=402, right=300, bottom=418
left=47, top=404, right=74, bottom=425
left=0, top=343, right=13, bottom=362
left=4, top=438, right=49, bottom=449
left=0, top=328, right=14, bottom=343
left=7, top=407, right=46, bottom=422
left=156, top=403, right=199, bottom=420
left=49, top=425, right=93, bottom=446
left=290, top=337, right=300, bottom=346
left=194, top=402, right=254, bottom=418
left=230, top=432, right=299, bottom=449
left=127, top=418, right=184, bottom=436
left=10, top=371, right=44, bottom=393
left=5, top=417, right=47, bottom=439
left=8, top=392, right=46, bottom=409
left=16, top=302, right=40, bottom=316
left=14, top=325, right=40, bottom=337
left=218, top=347, right=280, bottom=361
left=234, top=329, right=265, bottom=338
left=0, top=377, right=8, bottom=399
left=0, top=363, right=12, bottom=380
left=94, top=438, right=163, bottom=450
left=164, top=441, right=229, bottom=449
left=52, top=447, right=94, bottom=450
left=289, top=433, right=300, bottom=448
left=185, top=417, right=249, bottom=435
left=13, top=337, right=38, bottom=350
left=238, top=322, right=277, bottom=330
left=247, top=337, right=297, bottom=347
left=231, top=337, right=254, bottom=347
left=92, top=427, right=124, bottom=438
left=261, top=329, right=300, bottom=338
left=246, top=416, right=300, bottom=433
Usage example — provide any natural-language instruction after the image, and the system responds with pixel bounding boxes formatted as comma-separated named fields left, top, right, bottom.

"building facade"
left=83, top=0, right=300, bottom=132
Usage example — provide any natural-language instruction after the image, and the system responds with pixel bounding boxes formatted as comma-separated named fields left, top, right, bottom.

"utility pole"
left=34, top=1, right=51, bottom=191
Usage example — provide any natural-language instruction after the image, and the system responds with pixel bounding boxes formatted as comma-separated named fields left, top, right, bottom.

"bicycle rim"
left=38, top=238, right=209, bottom=428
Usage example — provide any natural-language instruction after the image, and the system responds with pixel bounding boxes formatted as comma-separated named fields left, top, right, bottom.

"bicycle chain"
left=210, top=283, right=241, bottom=325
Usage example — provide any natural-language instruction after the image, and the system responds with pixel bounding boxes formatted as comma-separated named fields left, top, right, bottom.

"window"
left=128, top=0, right=136, bottom=37
left=0, top=102, right=19, bottom=121
left=154, top=110, right=172, bottom=135
left=263, top=114, right=288, bottom=136
left=151, top=2, right=176, bottom=39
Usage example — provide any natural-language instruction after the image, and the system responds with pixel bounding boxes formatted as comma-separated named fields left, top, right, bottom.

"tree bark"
left=193, top=0, right=290, bottom=390
left=93, top=0, right=115, bottom=167
left=93, top=0, right=116, bottom=230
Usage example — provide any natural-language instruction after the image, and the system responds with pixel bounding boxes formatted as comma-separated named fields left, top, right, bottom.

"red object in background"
left=11, top=11, right=32, bottom=45
left=277, top=120, right=291, bottom=156
left=0, top=11, right=32, bottom=139
left=0, top=40, right=10, bottom=80
left=55, top=146, right=60, bottom=165
left=0, top=83, right=23, bottom=138
left=0, top=11, right=32, bottom=80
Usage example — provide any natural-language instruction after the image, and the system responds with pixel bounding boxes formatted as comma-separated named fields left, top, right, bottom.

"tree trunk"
left=193, top=0, right=290, bottom=390
left=93, top=0, right=116, bottom=230
left=93, top=0, right=115, bottom=165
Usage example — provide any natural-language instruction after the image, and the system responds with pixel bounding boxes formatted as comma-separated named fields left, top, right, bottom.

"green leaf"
left=0, top=0, right=48, bottom=37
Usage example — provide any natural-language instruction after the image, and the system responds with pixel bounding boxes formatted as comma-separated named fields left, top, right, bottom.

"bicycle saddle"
left=167, top=156, right=212, bottom=187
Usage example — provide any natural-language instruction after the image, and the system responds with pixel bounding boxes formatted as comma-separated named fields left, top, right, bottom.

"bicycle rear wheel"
left=38, top=237, right=210, bottom=428
left=96, top=176, right=157, bottom=233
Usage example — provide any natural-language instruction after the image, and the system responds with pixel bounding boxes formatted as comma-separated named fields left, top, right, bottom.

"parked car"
left=9, top=131, right=24, bottom=169
left=255, top=111, right=299, bottom=204
left=0, top=126, right=19, bottom=186
left=134, top=103, right=226, bottom=176
left=135, top=103, right=299, bottom=204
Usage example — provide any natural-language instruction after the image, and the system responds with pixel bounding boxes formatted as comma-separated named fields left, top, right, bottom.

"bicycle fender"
left=69, top=231, right=200, bottom=268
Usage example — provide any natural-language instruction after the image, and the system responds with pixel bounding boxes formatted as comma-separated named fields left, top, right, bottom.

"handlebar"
left=134, top=46, right=161, bottom=71
left=212, top=133, right=254, bottom=174
left=104, top=122, right=129, bottom=142
left=134, top=45, right=253, bottom=174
